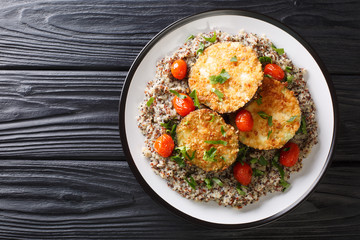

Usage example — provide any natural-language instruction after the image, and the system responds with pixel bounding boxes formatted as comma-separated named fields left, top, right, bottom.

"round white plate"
left=119, top=10, right=337, bottom=228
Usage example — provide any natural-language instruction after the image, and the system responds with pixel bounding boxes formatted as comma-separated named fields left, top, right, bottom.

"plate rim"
left=119, top=9, right=338, bottom=229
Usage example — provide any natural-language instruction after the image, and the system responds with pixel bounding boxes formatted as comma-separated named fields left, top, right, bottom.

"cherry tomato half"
left=279, top=142, right=300, bottom=167
left=235, top=109, right=254, bottom=132
left=171, top=59, right=187, bottom=80
left=154, top=134, right=174, bottom=158
left=172, top=93, right=195, bottom=117
left=233, top=162, right=253, bottom=186
left=264, top=63, right=285, bottom=81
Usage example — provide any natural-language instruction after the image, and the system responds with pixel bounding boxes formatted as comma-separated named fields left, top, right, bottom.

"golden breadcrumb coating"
left=188, top=42, right=263, bottom=113
left=176, top=109, right=239, bottom=172
left=238, top=77, right=301, bottom=150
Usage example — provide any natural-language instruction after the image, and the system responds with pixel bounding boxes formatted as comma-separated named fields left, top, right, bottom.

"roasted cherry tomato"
left=280, top=142, right=300, bottom=167
left=172, top=93, right=195, bottom=117
left=171, top=59, right=187, bottom=80
left=233, top=162, right=253, bottom=186
left=154, top=134, right=174, bottom=158
left=235, top=109, right=254, bottom=132
left=264, top=63, right=285, bottom=81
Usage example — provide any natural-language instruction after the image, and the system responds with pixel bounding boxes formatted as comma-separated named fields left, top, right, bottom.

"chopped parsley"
left=259, top=56, right=272, bottom=64
left=196, top=42, right=205, bottom=55
left=283, top=147, right=290, bottom=152
left=185, top=34, right=194, bottom=42
left=146, top=97, right=154, bottom=106
left=236, top=184, right=246, bottom=196
left=271, top=43, right=284, bottom=55
left=170, top=155, right=185, bottom=167
left=209, top=69, right=231, bottom=84
left=236, top=146, right=249, bottom=164
left=287, top=115, right=298, bottom=123
left=250, top=158, right=258, bottom=164
left=204, top=178, right=213, bottom=189
left=176, top=146, right=196, bottom=161
left=204, top=140, right=228, bottom=146
left=256, top=95, right=263, bottom=105
left=221, top=126, right=226, bottom=137
left=211, top=88, right=224, bottom=101
left=169, top=90, right=186, bottom=99
left=286, top=75, right=294, bottom=84
left=259, top=156, right=268, bottom=166
left=272, top=152, right=290, bottom=191
left=258, top=111, right=273, bottom=126
left=264, top=74, right=273, bottom=78
left=203, top=32, right=217, bottom=43
left=253, top=168, right=264, bottom=177
left=285, top=66, right=293, bottom=73
left=160, top=121, right=177, bottom=139
left=185, top=176, right=197, bottom=190
left=209, top=114, right=215, bottom=122
left=297, top=116, right=307, bottom=134
left=212, top=177, right=223, bottom=187
left=267, top=130, right=272, bottom=139
left=230, top=56, right=238, bottom=62
left=203, top=147, right=217, bottom=162
left=189, top=89, right=200, bottom=108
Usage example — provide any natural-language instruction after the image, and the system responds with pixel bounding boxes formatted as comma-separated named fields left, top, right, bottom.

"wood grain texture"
left=0, top=160, right=358, bottom=239
left=0, top=71, right=124, bottom=160
left=0, top=71, right=356, bottom=163
left=0, top=0, right=359, bottom=73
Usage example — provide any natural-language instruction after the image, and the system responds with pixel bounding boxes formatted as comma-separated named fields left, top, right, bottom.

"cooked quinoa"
left=137, top=30, right=318, bottom=208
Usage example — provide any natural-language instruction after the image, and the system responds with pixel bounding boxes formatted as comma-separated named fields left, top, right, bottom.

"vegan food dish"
left=137, top=30, right=317, bottom=208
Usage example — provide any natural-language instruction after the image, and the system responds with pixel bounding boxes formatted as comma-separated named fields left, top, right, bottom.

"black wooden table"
left=0, top=0, right=359, bottom=239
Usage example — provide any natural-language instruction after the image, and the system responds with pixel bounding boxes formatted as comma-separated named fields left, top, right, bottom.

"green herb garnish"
left=221, top=126, right=226, bottom=137
left=170, top=155, right=185, bottom=167
left=209, top=114, right=215, bottom=122
left=170, top=90, right=186, bottom=99
left=176, top=146, right=196, bottom=161
left=272, top=153, right=284, bottom=179
left=213, top=177, right=223, bottom=187
left=253, top=168, right=264, bottom=177
left=185, top=34, right=195, bottom=42
left=258, top=111, right=273, bottom=126
left=203, top=147, right=217, bottom=162
left=185, top=176, right=197, bottom=190
left=297, top=116, right=307, bottom=134
left=160, top=121, right=177, bottom=139
left=196, top=42, right=205, bottom=55
left=236, top=184, right=246, bottom=196
left=220, top=156, right=226, bottom=161
left=259, top=156, right=268, bottom=166
left=271, top=43, right=284, bottom=55
left=203, top=32, right=217, bottom=43
left=259, top=56, right=272, bottom=64
left=236, top=146, right=249, bottom=164
left=283, top=147, right=290, bottom=152
left=204, top=140, right=228, bottom=146
left=189, top=89, right=200, bottom=108
left=209, top=69, right=231, bottom=84
left=286, top=75, right=294, bottom=84
left=280, top=179, right=290, bottom=191
left=204, top=178, right=213, bottom=189
left=146, top=97, right=154, bottom=106
left=285, top=66, right=293, bottom=73
left=250, top=158, right=258, bottom=164
left=256, top=95, right=262, bottom=105
left=230, top=56, right=238, bottom=62
left=287, top=115, right=298, bottom=123
left=264, top=74, right=273, bottom=78
left=267, top=130, right=272, bottom=139
left=211, top=88, right=224, bottom=101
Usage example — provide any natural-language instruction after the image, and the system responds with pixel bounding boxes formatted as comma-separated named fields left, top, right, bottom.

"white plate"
left=119, top=10, right=337, bottom=228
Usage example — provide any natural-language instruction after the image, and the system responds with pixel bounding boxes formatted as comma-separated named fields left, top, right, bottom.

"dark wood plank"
left=0, top=71, right=357, bottom=162
left=0, top=71, right=124, bottom=160
left=0, top=0, right=359, bottom=73
left=0, top=160, right=358, bottom=239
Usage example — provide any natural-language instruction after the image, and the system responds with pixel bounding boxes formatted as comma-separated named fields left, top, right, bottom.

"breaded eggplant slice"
left=176, top=109, right=239, bottom=172
left=238, top=77, right=301, bottom=150
left=188, top=42, right=263, bottom=113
